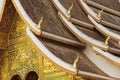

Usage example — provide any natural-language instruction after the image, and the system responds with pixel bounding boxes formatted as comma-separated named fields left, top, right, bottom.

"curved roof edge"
left=26, top=27, right=119, bottom=80
left=78, top=0, right=120, bottom=31
left=93, top=46, right=120, bottom=66
left=84, top=46, right=120, bottom=79
left=58, top=12, right=108, bottom=51
left=26, top=27, right=77, bottom=75
left=0, top=0, right=6, bottom=22
left=12, top=0, right=41, bottom=35
left=51, top=0, right=71, bottom=20
left=88, top=15, right=120, bottom=42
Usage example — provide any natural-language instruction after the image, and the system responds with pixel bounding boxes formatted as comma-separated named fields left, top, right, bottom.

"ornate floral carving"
left=1, top=12, right=73, bottom=80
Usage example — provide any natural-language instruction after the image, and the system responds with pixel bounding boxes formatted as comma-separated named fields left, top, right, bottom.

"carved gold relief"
left=0, top=52, right=9, bottom=80
left=0, top=32, right=7, bottom=48
left=44, top=59, right=61, bottom=73
left=11, top=63, right=20, bottom=70
left=9, top=36, right=27, bottom=45
left=8, top=13, right=43, bottom=79
left=1, top=12, right=74, bottom=80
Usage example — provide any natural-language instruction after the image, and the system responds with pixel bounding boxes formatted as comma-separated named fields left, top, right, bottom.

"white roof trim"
left=84, top=46, right=120, bottom=78
left=51, top=0, right=70, bottom=20
left=0, top=0, right=6, bottom=22
left=93, top=46, right=120, bottom=65
left=58, top=12, right=108, bottom=50
left=26, top=27, right=77, bottom=73
left=78, top=0, right=99, bottom=20
left=88, top=15, right=120, bottom=41
left=12, top=0, right=40, bottom=35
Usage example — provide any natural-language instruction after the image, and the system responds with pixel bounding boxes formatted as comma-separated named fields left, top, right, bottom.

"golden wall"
left=0, top=13, right=74, bottom=80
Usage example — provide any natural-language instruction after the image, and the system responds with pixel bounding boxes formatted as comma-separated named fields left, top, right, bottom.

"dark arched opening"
left=11, top=75, right=21, bottom=80
left=25, top=71, right=38, bottom=80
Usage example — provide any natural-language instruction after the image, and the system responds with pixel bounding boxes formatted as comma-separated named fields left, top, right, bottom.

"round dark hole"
left=11, top=75, right=21, bottom=80
left=25, top=71, right=38, bottom=80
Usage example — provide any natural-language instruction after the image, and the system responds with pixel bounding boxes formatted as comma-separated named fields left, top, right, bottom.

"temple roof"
left=0, top=0, right=120, bottom=79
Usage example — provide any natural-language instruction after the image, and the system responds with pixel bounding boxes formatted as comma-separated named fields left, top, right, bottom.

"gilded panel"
left=44, top=59, right=61, bottom=73
left=1, top=12, right=74, bottom=80
left=0, top=51, right=9, bottom=80
left=8, top=13, right=43, bottom=79
left=44, top=71, right=73, bottom=80
left=0, top=33, right=7, bottom=48
left=9, top=36, right=27, bottom=45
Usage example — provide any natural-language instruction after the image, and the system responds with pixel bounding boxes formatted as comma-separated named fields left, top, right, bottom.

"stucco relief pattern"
left=0, top=12, right=73, bottom=80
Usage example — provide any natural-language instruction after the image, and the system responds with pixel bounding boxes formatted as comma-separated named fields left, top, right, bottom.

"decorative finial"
left=67, top=3, right=73, bottom=16
left=73, top=54, right=79, bottom=69
left=37, top=16, right=43, bottom=29
left=97, top=9, right=103, bottom=20
left=104, top=35, right=110, bottom=46
left=82, top=0, right=87, bottom=3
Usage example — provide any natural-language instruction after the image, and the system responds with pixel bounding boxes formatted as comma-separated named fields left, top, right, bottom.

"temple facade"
left=0, top=0, right=120, bottom=80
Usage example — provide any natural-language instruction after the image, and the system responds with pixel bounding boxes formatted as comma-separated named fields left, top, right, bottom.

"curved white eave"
left=51, top=0, right=70, bottom=20
left=92, top=46, right=120, bottom=66
left=12, top=0, right=41, bottom=35
left=88, top=15, right=120, bottom=42
left=84, top=46, right=120, bottom=78
left=0, top=0, right=6, bottom=22
left=78, top=0, right=99, bottom=21
left=58, top=12, right=108, bottom=51
left=26, top=27, right=117, bottom=79
left=26, top=27, right=77, bottom=74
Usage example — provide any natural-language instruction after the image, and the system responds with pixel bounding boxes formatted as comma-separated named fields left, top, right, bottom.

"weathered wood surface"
left=19, top=0, right=109, bottom=77
left=90, top=0, right=120, bottom=12
left=18, top=0, right=120, bottom=79
left=59, top=0, right=120, bottom=55
left=0, top=0, right=15, bottom=34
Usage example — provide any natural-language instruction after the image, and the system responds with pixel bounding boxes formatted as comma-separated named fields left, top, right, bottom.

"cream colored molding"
left=84, top=46, right=120, bottom=78
left=0, top=0, right=6, bottom=22
left=78, top=0, right=99, bottom=21
left=51, top=0, right=71, bottom=20
left=12, top=0, right=41, bottom=35
left=58, top=12, right=108, bottom=51
left=93, top=46, right=120, bottom=66
left=88, top=15, right=120, bottom=42
left=78, top=0, right=120, bottom=43
left=26, top=27, right=77, bottom=75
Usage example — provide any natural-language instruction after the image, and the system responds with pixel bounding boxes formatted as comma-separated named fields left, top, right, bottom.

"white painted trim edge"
left=78, top=0, right=99, bottom=20
left=88, top=15, right=120, bottom=41
left=26, top=27, right=77, bottom=73
left=12, top=0, right=40, bottom=35
left=92, top=46, right=120, bottom=65
left=58, top=12, right=108, bottom=50
left=0, top=0, right=6, bottom=22
left=26, top=27, right=120, bottom=79
left=84, top=46, right=120, bottom=78
left=51, top=0, right=70, bottom=20
left=79, top=0, right=120, bottom=42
